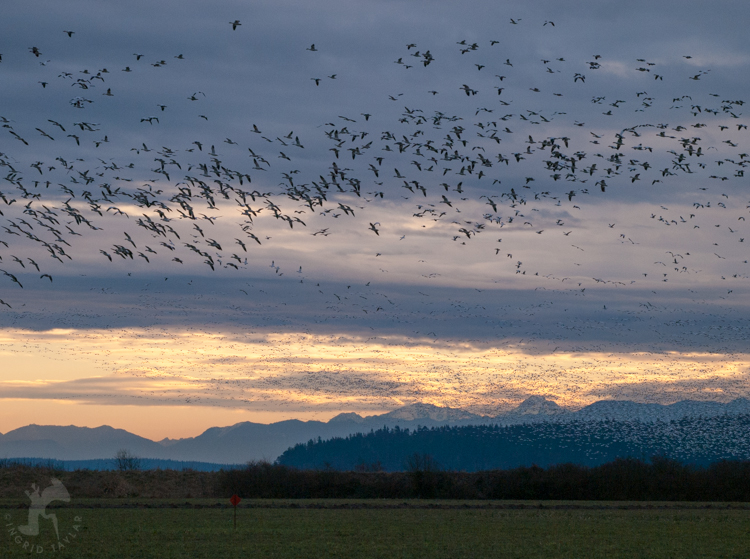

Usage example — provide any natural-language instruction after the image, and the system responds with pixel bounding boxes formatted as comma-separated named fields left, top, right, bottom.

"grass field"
left=2, top=500, right=749, bottom=558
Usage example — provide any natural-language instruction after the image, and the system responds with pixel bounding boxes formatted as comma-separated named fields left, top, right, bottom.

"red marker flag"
left=230, top=494, right=241, bottom=530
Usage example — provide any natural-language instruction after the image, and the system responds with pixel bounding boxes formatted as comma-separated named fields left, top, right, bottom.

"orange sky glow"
left=2, top=327, right=748, bottom=440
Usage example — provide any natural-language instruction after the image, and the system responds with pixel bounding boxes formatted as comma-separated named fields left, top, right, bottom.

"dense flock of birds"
left=0, top=17, right=747, bottom=310
left=509, top=413, right=750, bottom=465
left=0, top=14, right=749, bottom=417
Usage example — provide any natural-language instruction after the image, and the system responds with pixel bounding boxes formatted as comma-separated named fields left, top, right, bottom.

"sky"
left=0, top=0, right=749, bottom=440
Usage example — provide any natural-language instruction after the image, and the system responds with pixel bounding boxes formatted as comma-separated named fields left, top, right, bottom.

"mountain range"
left=1, top=397, right=749, bottom=465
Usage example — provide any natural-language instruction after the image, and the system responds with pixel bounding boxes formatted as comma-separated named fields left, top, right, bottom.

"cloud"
left=2, top=326, right=750, bottom=415
left=0, top=0, right=749, bottom=427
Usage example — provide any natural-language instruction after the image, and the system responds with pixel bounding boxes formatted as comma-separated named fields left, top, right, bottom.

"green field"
left=2, top=500, right=749, bottom=558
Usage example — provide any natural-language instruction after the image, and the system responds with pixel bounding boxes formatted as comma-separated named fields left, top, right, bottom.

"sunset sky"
left=1, top=0, right=749, bottom=440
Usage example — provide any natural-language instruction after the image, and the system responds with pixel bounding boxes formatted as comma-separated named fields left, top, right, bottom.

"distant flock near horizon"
left=2, top=396, right=750, bottom=470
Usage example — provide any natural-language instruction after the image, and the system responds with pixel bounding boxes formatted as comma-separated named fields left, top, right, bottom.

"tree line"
left=4, top=456, right=750, bottom=501
left=218, top=457, right=750, bottom=501
left=277, top=415, right=750, bottom=471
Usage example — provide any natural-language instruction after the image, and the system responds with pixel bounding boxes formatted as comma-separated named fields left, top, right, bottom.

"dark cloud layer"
left=0, top=273, right=747, bottom=355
